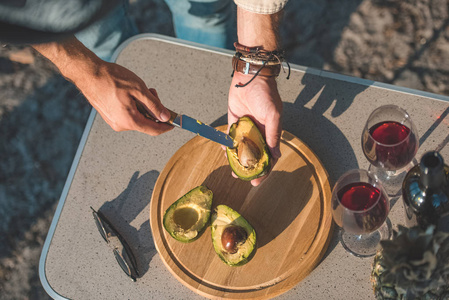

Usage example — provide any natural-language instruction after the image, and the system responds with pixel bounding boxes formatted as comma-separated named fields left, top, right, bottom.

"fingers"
left=135, top=87, right=171, bottom=122
left=227, top=106, right=240, bottom=132
left=249, top=112, right=281, bottom=186
left=251, top=176, right=264, bottom=187
left=132, top=88, right=174, bottom=136
left=133, top=111, right=174, bottom=136
left=148, top=88, right=158, bottom=99
left=250, top=153, right=278, bottom=186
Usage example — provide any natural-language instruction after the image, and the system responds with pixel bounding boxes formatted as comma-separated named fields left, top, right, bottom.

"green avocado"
left=226, top=116, right=271, bottom=181
left=211, top=205, right=256, bottom=266
left=163, top=186, right=213, bottom=243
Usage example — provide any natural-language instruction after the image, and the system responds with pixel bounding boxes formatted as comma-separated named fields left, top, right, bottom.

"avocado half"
left=211, top=205, right=256, bottom=266
left=163, top=186, right=213, bottom=243
left=226, top=116, right=271, bottom=181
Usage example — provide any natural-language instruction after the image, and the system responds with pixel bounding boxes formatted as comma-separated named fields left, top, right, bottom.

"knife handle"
left=135, top=101, right=178, bottom=125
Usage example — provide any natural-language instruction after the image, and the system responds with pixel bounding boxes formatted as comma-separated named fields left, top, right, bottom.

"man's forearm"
left=32, top=37, right=102, bottom=86
left=237, top=6, right=282, bottom=51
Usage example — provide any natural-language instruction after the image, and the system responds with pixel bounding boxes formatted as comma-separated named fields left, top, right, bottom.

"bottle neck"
left=420, top=151, right=446, bottom=189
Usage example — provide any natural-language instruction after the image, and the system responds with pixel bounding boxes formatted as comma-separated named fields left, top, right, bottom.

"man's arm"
left=33, top=37, right=173, bottom=136
left=236, top=7, right=281, bottom=51
left=228, top=6, right=284, bottom=186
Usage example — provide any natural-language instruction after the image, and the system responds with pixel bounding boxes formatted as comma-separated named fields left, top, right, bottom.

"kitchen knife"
left=135, top=102, right=234, bottom=148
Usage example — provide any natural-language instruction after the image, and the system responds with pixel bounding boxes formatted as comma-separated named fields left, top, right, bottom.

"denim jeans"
left=164, top=0, right=235, bottom=49
left=76, top=0, right=235, bottom=62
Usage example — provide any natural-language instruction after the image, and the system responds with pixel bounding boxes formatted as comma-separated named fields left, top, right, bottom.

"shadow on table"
left=210, top=114, right=229, bottom=128
left=286, top=80, right=364, bottom=182
left=210, top=72, right=365, bottom=259
left=283, top=72, right=369, bottom=261
left=202, top=165, right=313, bottom=249
left=98, top=170, right=160, bottom=278
left=249, top=167, right=314, bottom=248
left=285, top=77, right=365, bottom=259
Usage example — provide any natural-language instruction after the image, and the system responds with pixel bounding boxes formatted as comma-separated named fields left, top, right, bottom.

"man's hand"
left=228, top=7, right=284, bottom=186
left=33, top=37, right=173, bottom=136
left=78, top=61, right=173, bottom=135
left=228, top=72, right=282, bottom=186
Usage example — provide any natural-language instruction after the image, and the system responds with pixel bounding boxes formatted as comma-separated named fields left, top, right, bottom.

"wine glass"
left=331, top=169, right=391, bottom=257
left=361, top=105, right=419, bottom=196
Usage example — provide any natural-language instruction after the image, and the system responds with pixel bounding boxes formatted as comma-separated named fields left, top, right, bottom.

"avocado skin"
left=211, top=205, right=257, bottom=266
left=163, top=186, right=213, bottom=243
left=226, top=116, right=271, bottom=181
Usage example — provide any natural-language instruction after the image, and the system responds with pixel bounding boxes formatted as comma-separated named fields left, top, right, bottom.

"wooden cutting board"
left=150, top=126, right=333, bottom=299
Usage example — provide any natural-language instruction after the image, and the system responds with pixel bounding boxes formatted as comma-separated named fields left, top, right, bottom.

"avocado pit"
left=226, top=116, right=271, bottom=181
left=221, top=225, right=248, bottom=254
left=211, top=205, right=257, bottom=266
left=237, top=136, right=261, bottom=168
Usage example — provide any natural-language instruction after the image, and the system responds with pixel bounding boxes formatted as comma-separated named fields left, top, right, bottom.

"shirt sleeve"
left=233, top=0, right=288, bottom=14
left=0, top=0, right=119, bottom=44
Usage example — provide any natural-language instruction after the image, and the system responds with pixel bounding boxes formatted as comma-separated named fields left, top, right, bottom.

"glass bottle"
left=402, top=151, right=449, bottom=229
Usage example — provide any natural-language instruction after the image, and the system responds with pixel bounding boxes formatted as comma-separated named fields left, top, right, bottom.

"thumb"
left=227, top=108, right=239, bottom=133
left=264, top=113, right=282, bottom=159
left=148, top=88, right=158, bottom=98
left=143, top=88, right=171, bottom=122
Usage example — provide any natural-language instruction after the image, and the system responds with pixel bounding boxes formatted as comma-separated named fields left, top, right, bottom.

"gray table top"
left=39, top=34, right=449, bottom=300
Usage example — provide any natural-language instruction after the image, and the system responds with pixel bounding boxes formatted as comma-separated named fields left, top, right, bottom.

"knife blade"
left=171, top=114, right=234, bottom=148
left=135, top=102, right=234, bottom=148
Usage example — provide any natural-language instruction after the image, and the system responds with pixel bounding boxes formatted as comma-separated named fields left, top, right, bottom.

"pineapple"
left=371, top=225, right=449, bottom=300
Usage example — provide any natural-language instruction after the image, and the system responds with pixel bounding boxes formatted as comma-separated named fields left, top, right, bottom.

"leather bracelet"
left=232, top=55, right=281, bottom=77
left=231, top=42, right=290, bottom=87
left=234, top=42, right=284, bottom=62
left=239, top=55, right=281, bottom=66
left=234, top=42, right=262, bottom=54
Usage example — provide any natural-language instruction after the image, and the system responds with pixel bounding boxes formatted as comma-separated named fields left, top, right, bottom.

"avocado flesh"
left=163, top=186, right=213, bottom=243
left=226, top=116, right=271, bottom=181
left=211, top=205, right=256, bottom=266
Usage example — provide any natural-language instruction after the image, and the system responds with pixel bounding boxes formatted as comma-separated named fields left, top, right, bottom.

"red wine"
left=336, top=182, right=389, bottom=234
left=362, top=121, right=417, bottom=170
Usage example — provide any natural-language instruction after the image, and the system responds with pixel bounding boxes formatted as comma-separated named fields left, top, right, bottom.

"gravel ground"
left=1, top=0, right=449, bottom=299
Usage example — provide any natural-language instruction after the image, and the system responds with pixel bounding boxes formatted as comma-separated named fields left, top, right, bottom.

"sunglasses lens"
left=92, top=211, right=108, bottom=242
left=113, top=249, right=136, bottom=281
left=91, top=207, right=138, bottom=281
left=121, top=240, right=139, bottom=276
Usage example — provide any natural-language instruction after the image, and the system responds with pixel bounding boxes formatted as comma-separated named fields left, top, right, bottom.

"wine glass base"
left=339, top=219, right=392, bottom=258
left=368, top=160, right=417, bottom=197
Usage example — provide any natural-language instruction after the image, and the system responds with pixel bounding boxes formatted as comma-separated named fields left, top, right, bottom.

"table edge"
left=114, top=33, right=449, bottom=103
left=38, top=33, right=449, bottom=299
left=38, top=108, right=96, bottom=299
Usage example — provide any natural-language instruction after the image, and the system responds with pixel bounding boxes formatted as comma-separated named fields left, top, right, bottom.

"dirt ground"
left=1, top=0, right=449, bottom=299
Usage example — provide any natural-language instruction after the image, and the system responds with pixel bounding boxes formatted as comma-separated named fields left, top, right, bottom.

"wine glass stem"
left=340, top=220, right=392, bottom=257
left=386, top=170, right=396, bottom=177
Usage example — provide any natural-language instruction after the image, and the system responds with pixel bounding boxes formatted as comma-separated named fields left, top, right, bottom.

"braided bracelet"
left=232, top=42, right=290, bottom=88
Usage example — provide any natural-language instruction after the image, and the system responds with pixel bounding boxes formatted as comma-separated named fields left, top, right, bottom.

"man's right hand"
left=33, top=37, right=173, bottom=136
left=78, top=61, right=173, bottom=136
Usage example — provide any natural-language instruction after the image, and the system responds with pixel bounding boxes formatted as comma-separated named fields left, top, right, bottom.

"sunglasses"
left=90, top=207, right=139, bottom=281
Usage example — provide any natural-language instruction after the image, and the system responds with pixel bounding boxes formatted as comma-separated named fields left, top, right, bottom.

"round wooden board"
left=150, top=126, right=333, bottom=299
